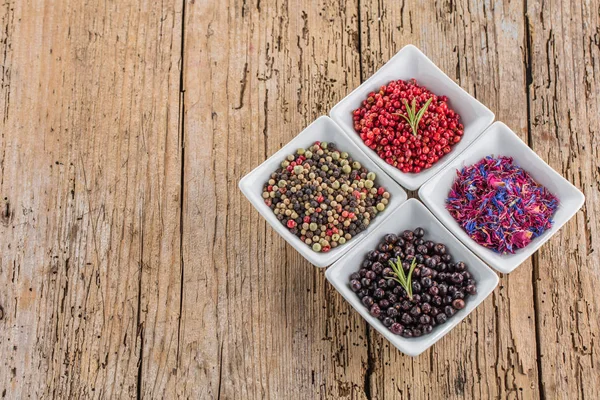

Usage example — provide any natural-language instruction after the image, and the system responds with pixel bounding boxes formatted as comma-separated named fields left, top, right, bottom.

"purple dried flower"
left=446, top=156, right=559, bottom=254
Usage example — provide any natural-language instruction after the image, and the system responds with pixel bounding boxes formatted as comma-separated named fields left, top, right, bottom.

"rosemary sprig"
left=395, top=97, right=433, bottom=137
left=388, top=257, right=417, bottom=300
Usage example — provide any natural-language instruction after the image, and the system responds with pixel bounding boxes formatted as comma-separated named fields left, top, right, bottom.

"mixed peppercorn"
left=349, top=228, right=477, bottom=338
left=352, top=79, right=463, bottom=173
left=263, top=141, right=391, bottom=252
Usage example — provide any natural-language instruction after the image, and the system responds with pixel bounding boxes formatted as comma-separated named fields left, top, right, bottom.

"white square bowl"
left=418, top=122, right=585, bottom=274
left=325, top=199, right=499, bottom=357
left=239, top=116, right=408, bottom=267
left=330, top=44, right=495, bottom=191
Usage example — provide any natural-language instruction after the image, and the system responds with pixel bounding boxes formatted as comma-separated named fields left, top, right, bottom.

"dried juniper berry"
left=348, top=228, right=477, bottom=338
left=350, top=280, right=361, bottom=292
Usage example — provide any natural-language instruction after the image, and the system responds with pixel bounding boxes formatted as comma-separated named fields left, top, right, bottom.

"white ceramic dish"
left=325, top=199, right=499, bottom=357
left=419, top=122, right=585, bottom=274
left=239, top=116, right=408, bottom=267
left=330, top=44, right=495, bottom=191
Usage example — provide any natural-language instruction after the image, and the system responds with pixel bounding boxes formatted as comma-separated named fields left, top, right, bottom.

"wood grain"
left=0, top=0, right=598, bottom=399
left=178, top=0, right=369, bottom=398
left=0, top=0, right=183, bottom=398
left=527, top=0, right=600, bottom=398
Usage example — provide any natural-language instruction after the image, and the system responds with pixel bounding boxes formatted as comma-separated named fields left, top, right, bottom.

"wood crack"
left=356, top=0, right=364, bottom=81
left=176, top=0, right=187, bottom=372
left=525, top=5, right=546, bottom=399
left=363, top=326, right=373, bottom=400
left=216, top=340, right=224, bottom=400
left=234, top=62, right=248, bottom=109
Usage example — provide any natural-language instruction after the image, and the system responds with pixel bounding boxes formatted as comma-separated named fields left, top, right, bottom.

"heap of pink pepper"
left=446, top=156, right=559, bottom=254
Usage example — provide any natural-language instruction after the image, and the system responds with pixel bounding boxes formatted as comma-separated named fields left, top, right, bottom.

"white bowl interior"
left=325, top=199, right=499, bottom=357
left=239, top=116, right=408, bottom=267
left=330, top=44, right=495, bottom=190
left=419, top=122, right=585, bottom=273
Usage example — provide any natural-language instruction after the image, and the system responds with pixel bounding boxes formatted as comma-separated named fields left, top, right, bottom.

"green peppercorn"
left=312, top=243, right=322, bottom=252
left=332, top=152, right=340, bottom=160
left=297, top=148, right=305, bottom=155
left=309, top=223, right=318, bottom=231
left=332, top=233, right=340, bottom=242
left=341, top=152, right=348, bottom=159
left=367, top=172, right=376, bottom=180
left=365, top=179, right=374, bottom=189
left=338, top=237, right=346, bottom=244
left=321, top=165, right=329, bottom=172
left=305, top=150, right=313, bottom=158
left=281, top=160, right=289, bottom=168
left=352, top=161, right=361, bottom=170
left=287, top=154, right=294, bottom=161
left=321, top=142, right=328, bottom=149
left=342, top=165, right=352, bottom=174
left=376, top=203, right=385, bottom=211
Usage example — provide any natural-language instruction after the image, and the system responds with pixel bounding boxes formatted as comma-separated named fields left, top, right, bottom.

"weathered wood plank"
left=357, top=1, right=540, bottom=398
left=526, top=0, right=600, bottom=398
left=179, top=0, right=372, bottom=398
left=0, top=1, right=183, bottom=398
left=1, top=0, right=599, bottom=398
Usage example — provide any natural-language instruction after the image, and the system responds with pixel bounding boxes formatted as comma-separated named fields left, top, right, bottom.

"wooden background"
left=1, top=0, right=599, bottom=398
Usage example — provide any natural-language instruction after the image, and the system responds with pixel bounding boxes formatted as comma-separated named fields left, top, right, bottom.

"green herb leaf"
left=395, top=97, right=433, bottom=137
left=406, top=257, right=417, bottom=299
left=388, top=257, right=418, bottom=300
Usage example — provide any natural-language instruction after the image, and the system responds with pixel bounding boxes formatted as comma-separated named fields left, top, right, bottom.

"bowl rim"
left=418, top=121, right=586, bottom=273
left=325, top=198, right=499, bottom=356
left=330, top=44, right=495, bottom=191
left=238, top=115, right=408, bottom=267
